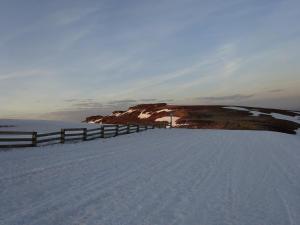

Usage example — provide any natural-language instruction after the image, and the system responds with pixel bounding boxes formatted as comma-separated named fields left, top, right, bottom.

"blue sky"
left=0, top=0, right=300, bottom=121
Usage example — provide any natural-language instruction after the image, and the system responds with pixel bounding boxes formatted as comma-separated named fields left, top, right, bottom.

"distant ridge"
left=85, top=104, right=300, bottom=134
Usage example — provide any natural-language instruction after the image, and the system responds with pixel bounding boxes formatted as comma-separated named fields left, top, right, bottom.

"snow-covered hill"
left=85, top=104, right=300, bottom=134
left=1, top=129, right=300, bottom=225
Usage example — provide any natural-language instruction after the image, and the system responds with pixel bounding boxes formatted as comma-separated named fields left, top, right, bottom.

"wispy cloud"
left=64, top=98, right=95, bottom=103
left=108, top=42, right=242, bottom=100
left=72, top=102, right=103, bottom=109
left=108, top=99, right=137, bottom=105
left=268, top=89, right=284, bottom=93
left=51, top=7, right=99, bottom=26
left=0, top=69, right=50, bottom=81
left=64, top=99, right=103, bottom=109
left=199, top=94, right=255, bottom=101
left=139, top=98, right=157, bottom=102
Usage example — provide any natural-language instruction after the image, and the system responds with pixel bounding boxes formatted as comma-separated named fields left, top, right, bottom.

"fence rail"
left=0, top=123, right=165, bottom=149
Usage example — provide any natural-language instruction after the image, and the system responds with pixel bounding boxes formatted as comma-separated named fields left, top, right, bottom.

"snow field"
left=0, top=119, right=100, bottom=132
left=0, top=129, right=300, bottom=225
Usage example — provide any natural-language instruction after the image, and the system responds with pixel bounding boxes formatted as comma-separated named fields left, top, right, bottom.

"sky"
left=0, top=0, right=300, bottom=121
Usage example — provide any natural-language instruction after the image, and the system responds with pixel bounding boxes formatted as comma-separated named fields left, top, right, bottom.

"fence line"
left=0, top=123, right=167, bottom=149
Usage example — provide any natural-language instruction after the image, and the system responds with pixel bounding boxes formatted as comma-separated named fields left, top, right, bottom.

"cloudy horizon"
left=1, top=0, right=300, bottom=121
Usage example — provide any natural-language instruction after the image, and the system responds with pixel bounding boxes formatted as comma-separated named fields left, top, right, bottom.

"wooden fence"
left=0, top=124, right=167, bottom=149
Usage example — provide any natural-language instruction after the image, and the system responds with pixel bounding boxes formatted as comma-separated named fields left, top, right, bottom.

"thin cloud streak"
left=0, top=70, right=50, bottom=81
left=199, top=94, right=255, bottom=101
left=269, top=89, right=284, bottom=93
left=51, top=7, right=100, bottom=26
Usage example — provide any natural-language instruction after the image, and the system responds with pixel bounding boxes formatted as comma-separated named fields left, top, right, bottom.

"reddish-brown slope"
left=85, top=104, right=300, bottom=134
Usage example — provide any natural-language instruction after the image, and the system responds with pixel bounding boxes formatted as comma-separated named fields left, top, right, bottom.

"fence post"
left=83, top=128, right=87, bottom=141
left=100, top=126, right=105, bottom=138
left=32, top=132, right=37, bottom=147
left=61, top=129, right=65, bottom=144
left=136, top=124, right=140, bottom=133
left=127, top=124, right=130, bottom=134
left=115, top=125, right=119, bottom=137
left=145, top=125, right=148, bottom=130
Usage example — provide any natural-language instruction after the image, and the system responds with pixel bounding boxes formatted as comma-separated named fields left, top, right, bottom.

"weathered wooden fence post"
left=115, top=125, right=119, bottom=137
left=101, top=126, right=105, bottom=138
left=136, top=124, right=140, bottom=133
left=32, top=131, right=37, bottom=147
left=83, top=128, right=87, bottom=141
left=145, top=125, right=148, bottom=130
left=127, top=124, right=130, bottom=134
left=60, top=129, right=65, bottom=143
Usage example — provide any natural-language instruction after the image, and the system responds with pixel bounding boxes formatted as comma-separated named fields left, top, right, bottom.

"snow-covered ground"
left=0, top=119, right=100, bottom=132
left=1, top=129, right=300, bottom=225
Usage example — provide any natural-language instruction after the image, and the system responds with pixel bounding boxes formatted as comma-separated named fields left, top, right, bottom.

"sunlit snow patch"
left=138, top=111, right=152, bottom=119
left=155, top=116, right=180, bottom=127
left=223, top=106, right=249, bottom=111
left=250, top=111, right=269, bottom=117
left=125, top=109, right=136, bottom=114
left=113, top=113, right=122, bottom=117
left=156, top=109, right=172, bottom=113
left=270, top=113, right=300, bottom=124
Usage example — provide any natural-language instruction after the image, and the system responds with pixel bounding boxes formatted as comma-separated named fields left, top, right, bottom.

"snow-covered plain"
left=0, top=119, right=100, bottom=132
left=1, top=129, right=300, bottom=225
